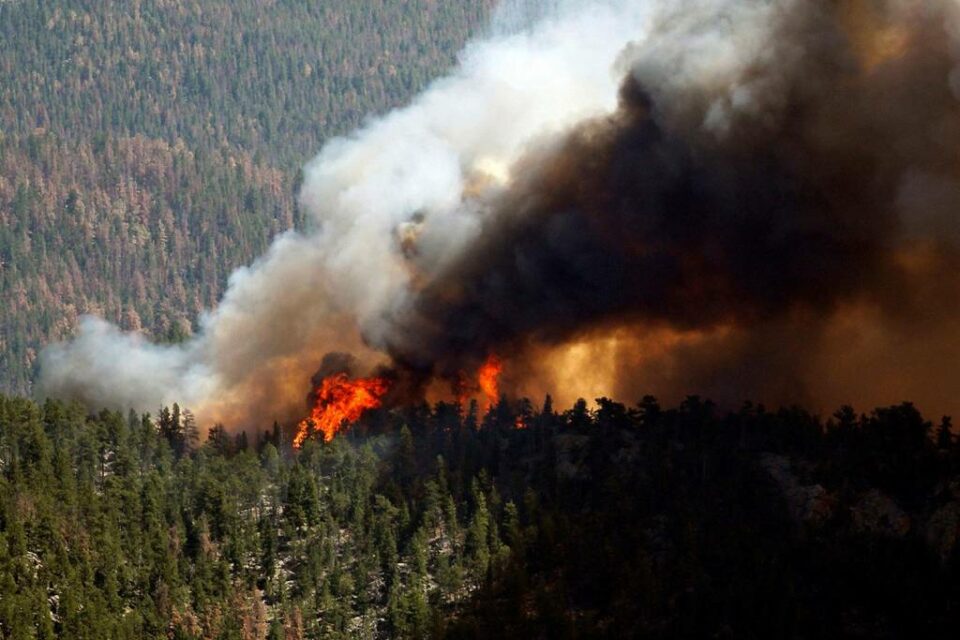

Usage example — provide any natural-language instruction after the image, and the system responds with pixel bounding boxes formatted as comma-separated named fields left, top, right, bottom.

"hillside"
left=0, top=393, right=958, bottom=638
left=0, top=0, right=495, bottom=395
left=2, top=2, right=959, bottom=638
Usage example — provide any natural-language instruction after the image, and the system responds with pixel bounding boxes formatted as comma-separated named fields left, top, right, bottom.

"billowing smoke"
left=40, top=0, right=960, bottom=426
left=39, top=0, right=651, bottom=423
left=385, top=0, right=960, bottom=410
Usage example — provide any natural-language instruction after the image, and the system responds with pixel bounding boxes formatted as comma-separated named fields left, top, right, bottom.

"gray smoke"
left=39, top=0, right=960, bottom=425
left=39, top=0, right=653, bottom=424
left=380, top=0, right=960, bottom=414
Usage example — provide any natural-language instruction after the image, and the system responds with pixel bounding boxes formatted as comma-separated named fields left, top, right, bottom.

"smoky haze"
left=39, top=0, right=960, bottom=426
left=384, top=0, right=960, bottom=410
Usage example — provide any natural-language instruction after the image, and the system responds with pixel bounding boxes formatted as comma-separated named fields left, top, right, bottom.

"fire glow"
left=293, top=373, right=389, bottom=447
left=477, top=354, right=502, bottom=408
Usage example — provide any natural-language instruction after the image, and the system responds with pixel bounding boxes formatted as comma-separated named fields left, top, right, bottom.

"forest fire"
left=477, top=354, right=502, bottom=407
left=36, top=0, right=960, bottom=440
left=293, top=373, right=389, bottom=447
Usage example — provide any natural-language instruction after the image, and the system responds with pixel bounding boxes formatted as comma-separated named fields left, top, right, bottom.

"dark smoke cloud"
left=38, top=0, right=643, bottom=425
left=381, top=0, right=960, bottom=411
left=40, top=0, right=960, bottom=425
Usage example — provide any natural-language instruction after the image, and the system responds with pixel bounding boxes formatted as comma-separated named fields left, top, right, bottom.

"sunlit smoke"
left=38, top=0, right=960, bottom=429
left=39, top=0, right=648, bottom=425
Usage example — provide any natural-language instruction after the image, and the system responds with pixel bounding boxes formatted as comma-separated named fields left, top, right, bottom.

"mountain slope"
left=0, top=0, right=494, bottom=395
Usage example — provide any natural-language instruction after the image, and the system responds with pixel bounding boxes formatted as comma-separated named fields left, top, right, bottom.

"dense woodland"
left=0, top=392, right=958, bottom=638
left=0, top=0, right=495, bottom=394
left=4, top=3, right=960, bottom=639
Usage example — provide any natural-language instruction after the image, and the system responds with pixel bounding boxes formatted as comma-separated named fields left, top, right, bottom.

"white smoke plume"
left=39, top=0, right=960, bottom=426
left=39, top=0, right=662, bottom=424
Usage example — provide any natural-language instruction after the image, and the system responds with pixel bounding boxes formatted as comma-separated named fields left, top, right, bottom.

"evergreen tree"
left=937, top=416, right=953, bottom=450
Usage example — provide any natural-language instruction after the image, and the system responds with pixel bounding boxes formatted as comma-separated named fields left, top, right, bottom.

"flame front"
left=294, top=373, right=389, bottom=447
left=477, top=354, right=502, bottom=407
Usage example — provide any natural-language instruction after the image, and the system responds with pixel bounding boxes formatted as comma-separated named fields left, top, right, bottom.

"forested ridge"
left=0, top=0, right=495, bottom=394
left=0, top=392, right=958, bottom=638
left=4, top=3, right=960, bottom=638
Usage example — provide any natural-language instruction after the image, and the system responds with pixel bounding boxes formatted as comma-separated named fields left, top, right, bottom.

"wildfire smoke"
left=38, top=0, right=960, bottom=431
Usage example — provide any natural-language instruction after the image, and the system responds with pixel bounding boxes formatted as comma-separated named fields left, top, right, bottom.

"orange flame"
left=294, top=373, right=389, bottom=447
left=478, top=354, right=502, bottom=408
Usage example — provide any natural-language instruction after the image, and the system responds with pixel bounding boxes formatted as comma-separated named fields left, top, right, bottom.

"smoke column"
left=39, top=0, right=653, bottom=423
left=40, top=0, right=960, bottom=425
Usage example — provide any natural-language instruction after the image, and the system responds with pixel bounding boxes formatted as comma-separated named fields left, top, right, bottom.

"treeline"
left=0, top=0, right=495, bottom=395
left=1, top=392, right=958, bottom=638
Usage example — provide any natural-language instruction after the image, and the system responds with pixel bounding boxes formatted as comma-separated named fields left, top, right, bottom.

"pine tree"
left=466, top=482, right=490, bottom=578
left=937, top=416, right=953, bottom=450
